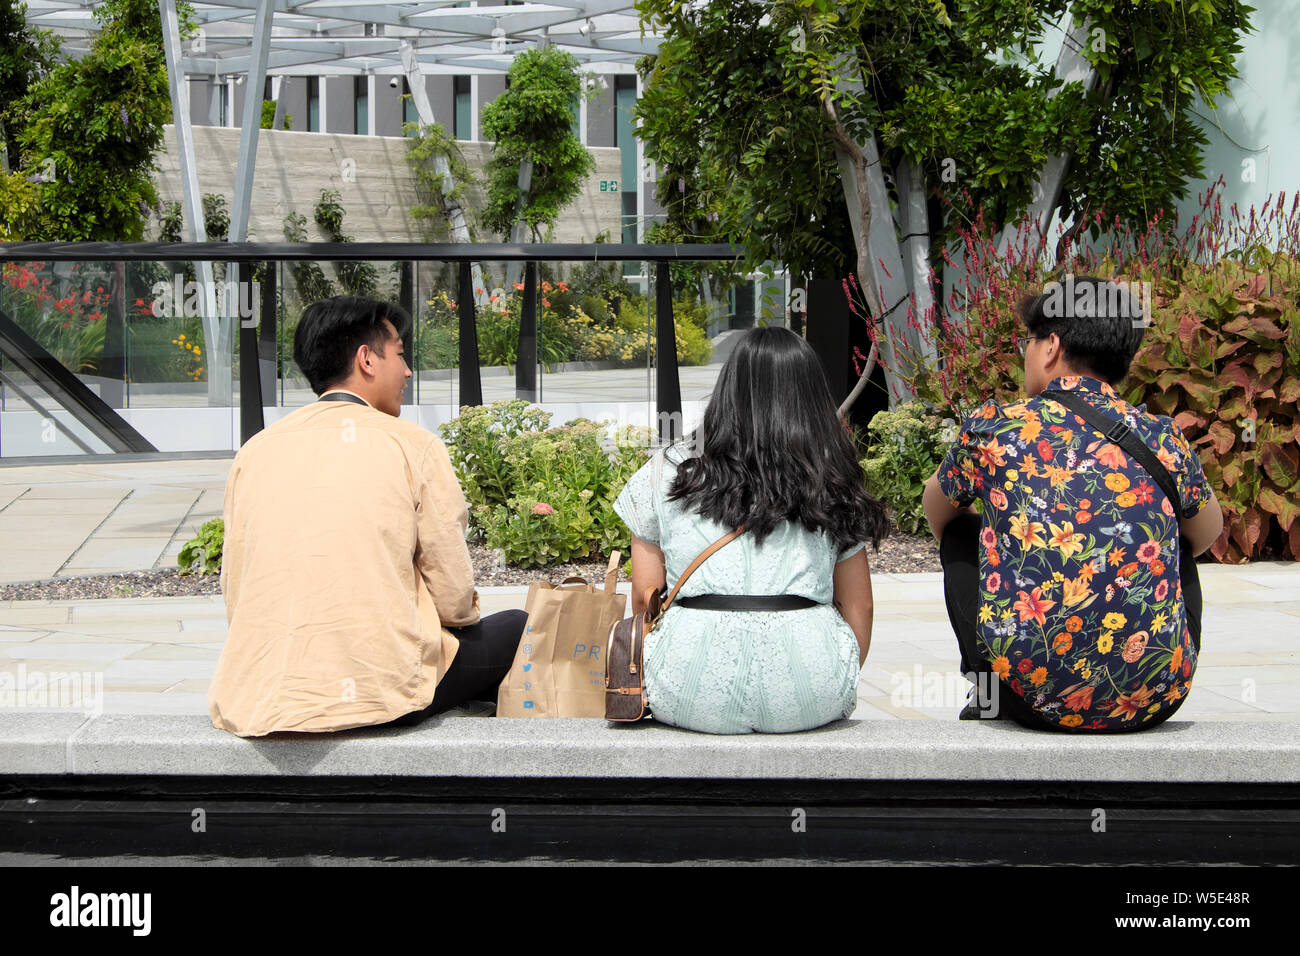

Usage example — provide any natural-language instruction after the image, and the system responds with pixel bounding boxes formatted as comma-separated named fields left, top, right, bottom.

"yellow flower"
left=1081, top=668, right=1092, bottom=679
left=978, top=604, right=994, bottom=624
left=1102, top=612, right=1127, bottom=631
left=1007, top=469, right=1019, bottom=480
left=1001, top=609, right=1013, bottom=621
left=1147, top=703, right=1161, bottom=714
left=1151, top=611, right=1169, bottom=632
left=1097, top=632, right=1114, bottom=654
left=1048, top=522, right=1084, bottom=558
left=1010, top=513, right=1047, bottom=548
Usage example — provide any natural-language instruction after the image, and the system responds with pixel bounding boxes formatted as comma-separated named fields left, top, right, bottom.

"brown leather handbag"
left=603, top=526, right=746, bottom=721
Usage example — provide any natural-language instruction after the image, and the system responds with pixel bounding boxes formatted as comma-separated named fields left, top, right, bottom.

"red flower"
left=1017, top=657, right=1034, bottom=674
left=1037, top=439, right=1053, bottom=461
left=1009, top=679, right=1024, bottom=697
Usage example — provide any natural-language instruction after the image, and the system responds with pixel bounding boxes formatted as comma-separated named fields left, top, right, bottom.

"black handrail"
left=0, top=242, right=743, bottom=263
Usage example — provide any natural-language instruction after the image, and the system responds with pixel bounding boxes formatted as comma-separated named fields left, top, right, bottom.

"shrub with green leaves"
left=438, top=400, right=652, bottom=567
left=178, top=518, right=224, bottom=576
left=860, top=402, right=955, bottom=535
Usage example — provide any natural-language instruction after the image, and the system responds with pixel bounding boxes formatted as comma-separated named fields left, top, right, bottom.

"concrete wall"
left=152, top=125, right=622, bottom=244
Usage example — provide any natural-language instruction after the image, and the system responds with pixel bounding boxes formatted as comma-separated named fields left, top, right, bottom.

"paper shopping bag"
left=497, top=551, right=627, bottom=717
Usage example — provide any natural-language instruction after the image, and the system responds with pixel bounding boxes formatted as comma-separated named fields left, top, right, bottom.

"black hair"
left=1019, top=275, right=1147, bottom=384
left=665, top=326, right=890, bottom=553
left=292, top=296, right=412, bottom=395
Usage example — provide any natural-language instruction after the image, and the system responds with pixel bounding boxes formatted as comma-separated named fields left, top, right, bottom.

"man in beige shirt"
left=210, top=297, right=526, bottom=736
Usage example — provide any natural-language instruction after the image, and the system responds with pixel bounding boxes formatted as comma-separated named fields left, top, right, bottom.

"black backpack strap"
left=1042, top=388, right=1195, bottom=520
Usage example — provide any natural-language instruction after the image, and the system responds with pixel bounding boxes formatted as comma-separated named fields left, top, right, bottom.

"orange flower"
left=1019, top=457, right=1040, bottom=478
left=975, top=439, right=1008, bottom=473
left=1075, top=510, right=1092, bottom=524
left=1094, top=443, right=1127, bottom=468
left=1066, top=616, right=1083, bottom=633
left=1044, top=464, right=1074, bottom=489
left=1168, top=644, right=1183, bottom=675
left=1060, top=714, right=1083, bottom=727
left=992, top=656, right=1011, bottom=679
left=1104, top=472, right=1130, bottom=492
left=1116, top=491, right=1137, bottom=507
left=1077, top=561, right=1098, bottom=582
left=1029, top=666, right=1048, bottom=686
left=1013, top=587, right=1056, bottom=627
left=1061, top=685, right=1095, bottom=712
left=1121, top=630, right=1149, bottom=663
left=1108, top=547, right=1127, bottom=567
left=989, top=488, right=1008, bottom=511
left=1118, top=562, right=1140, bottom=579
left=1052, top=633, right=1073, bottom=655
left=1107, top=684, right=1155, bottom=721
left=1019, top=419, right=1042, bottom=442
left=1149, top=559, right=1166, bottom=576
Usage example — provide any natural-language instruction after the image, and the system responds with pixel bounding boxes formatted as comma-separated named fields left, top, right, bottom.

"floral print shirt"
left=936, top=375, right=1212, bottom=730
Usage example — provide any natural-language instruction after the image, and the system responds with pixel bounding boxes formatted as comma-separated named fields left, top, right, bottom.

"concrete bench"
left=2, top=711, right=1297, bottom=782
left=3, top=713, right=1297, bottom=863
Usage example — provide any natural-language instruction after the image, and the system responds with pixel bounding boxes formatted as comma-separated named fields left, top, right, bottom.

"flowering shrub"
left=438, top=400, right=653, bottom=567
left=1, top=262, right=108, bottom=373
left=418, top=282, right=713, bottom=370
left=860, top=402, right=956, bottom=535
left=899, top=180, right=1300, bottom=562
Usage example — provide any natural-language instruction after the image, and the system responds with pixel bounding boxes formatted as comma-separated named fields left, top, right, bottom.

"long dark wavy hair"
left=665, top=326, right=890, bottom=553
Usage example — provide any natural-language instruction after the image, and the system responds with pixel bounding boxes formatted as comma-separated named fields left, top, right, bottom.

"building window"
left=614, top=75, right=638, bottom=265
left=354, top=75, right=369, bottom=135
left=454, top=76, right=470, bottom=140
left=307, top=76, right=320, bottom=132
left=402, top=77, right=418, bottom=136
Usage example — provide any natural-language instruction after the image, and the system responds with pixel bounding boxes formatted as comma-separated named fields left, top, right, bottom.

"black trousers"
left=383, top=609, right=528, bottom=727
left=939, top=512, right=1202, bottom=732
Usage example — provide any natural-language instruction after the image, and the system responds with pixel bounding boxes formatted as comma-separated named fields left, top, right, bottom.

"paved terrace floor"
left=0, top=457, right=1296, bottom=722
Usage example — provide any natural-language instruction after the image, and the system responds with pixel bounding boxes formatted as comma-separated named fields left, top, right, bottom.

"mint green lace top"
left=613, top=446, right=864, bottom=734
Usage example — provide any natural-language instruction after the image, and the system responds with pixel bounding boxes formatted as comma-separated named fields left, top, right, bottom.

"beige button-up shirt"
left=209, top=389, right=480, bottom=736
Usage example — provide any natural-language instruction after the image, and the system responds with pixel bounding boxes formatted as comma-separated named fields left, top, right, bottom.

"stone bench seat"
left=3, top=712, right=1298, bottom=783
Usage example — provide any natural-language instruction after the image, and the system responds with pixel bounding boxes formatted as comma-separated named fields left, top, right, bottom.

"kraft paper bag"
left=497, top=551, right=626, bottom=717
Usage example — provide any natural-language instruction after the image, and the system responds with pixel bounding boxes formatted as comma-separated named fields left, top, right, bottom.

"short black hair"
left=1018, top=275, right=1147, bottom=385
left=292, top=297, right=412, bottom=395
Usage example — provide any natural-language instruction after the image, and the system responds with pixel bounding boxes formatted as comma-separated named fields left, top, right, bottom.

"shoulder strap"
left=1042, top=388, right=1191, bottom=519
left=661, top=525, right=745, bottom=615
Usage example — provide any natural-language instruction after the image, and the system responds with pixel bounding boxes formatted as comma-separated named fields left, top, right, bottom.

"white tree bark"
left=996, top=15, right=1099, bottom=259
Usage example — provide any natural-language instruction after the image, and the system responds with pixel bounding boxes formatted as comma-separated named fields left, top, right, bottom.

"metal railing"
left=0, top=242, right=743, bottom=450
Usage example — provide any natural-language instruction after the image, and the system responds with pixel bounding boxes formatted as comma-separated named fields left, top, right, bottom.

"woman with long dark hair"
left=613, top=326, right=889, bottom=733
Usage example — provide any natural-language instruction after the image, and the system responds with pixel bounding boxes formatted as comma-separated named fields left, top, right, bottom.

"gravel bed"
left=0, top=532, right=941, bottom=602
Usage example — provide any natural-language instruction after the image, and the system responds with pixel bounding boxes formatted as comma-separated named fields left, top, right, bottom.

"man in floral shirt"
left=923, top=276, right=1223, bottom=732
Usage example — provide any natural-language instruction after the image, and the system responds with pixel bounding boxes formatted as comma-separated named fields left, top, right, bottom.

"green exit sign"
left=599, top=179, right=620, bottom=192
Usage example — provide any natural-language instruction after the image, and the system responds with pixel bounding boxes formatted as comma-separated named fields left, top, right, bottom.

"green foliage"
left=438, top=401, right=653, bottom=567
left=480, top=47, right=596, bottom=239
left=314, top=188, right=379, bottom=296
left=283, top=210, right=335, bottom=304
left=405, top=119, right=479, bottom=241
left=259, top=100, right=291, bottom=131
left=0, top=0, right=60, bottom=170
left=178, top=518, right=224, bottom=576
left=1124, top=258, right=1300, bottom=563
left=633, top=0, right=1254, bottom=285
left=3, top=0, right=195, bottom=241
left=860, top=402, right=955, bottom=535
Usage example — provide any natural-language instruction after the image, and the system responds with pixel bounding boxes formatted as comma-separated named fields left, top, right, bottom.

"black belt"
left=675, top=594, right=823, bottom=611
